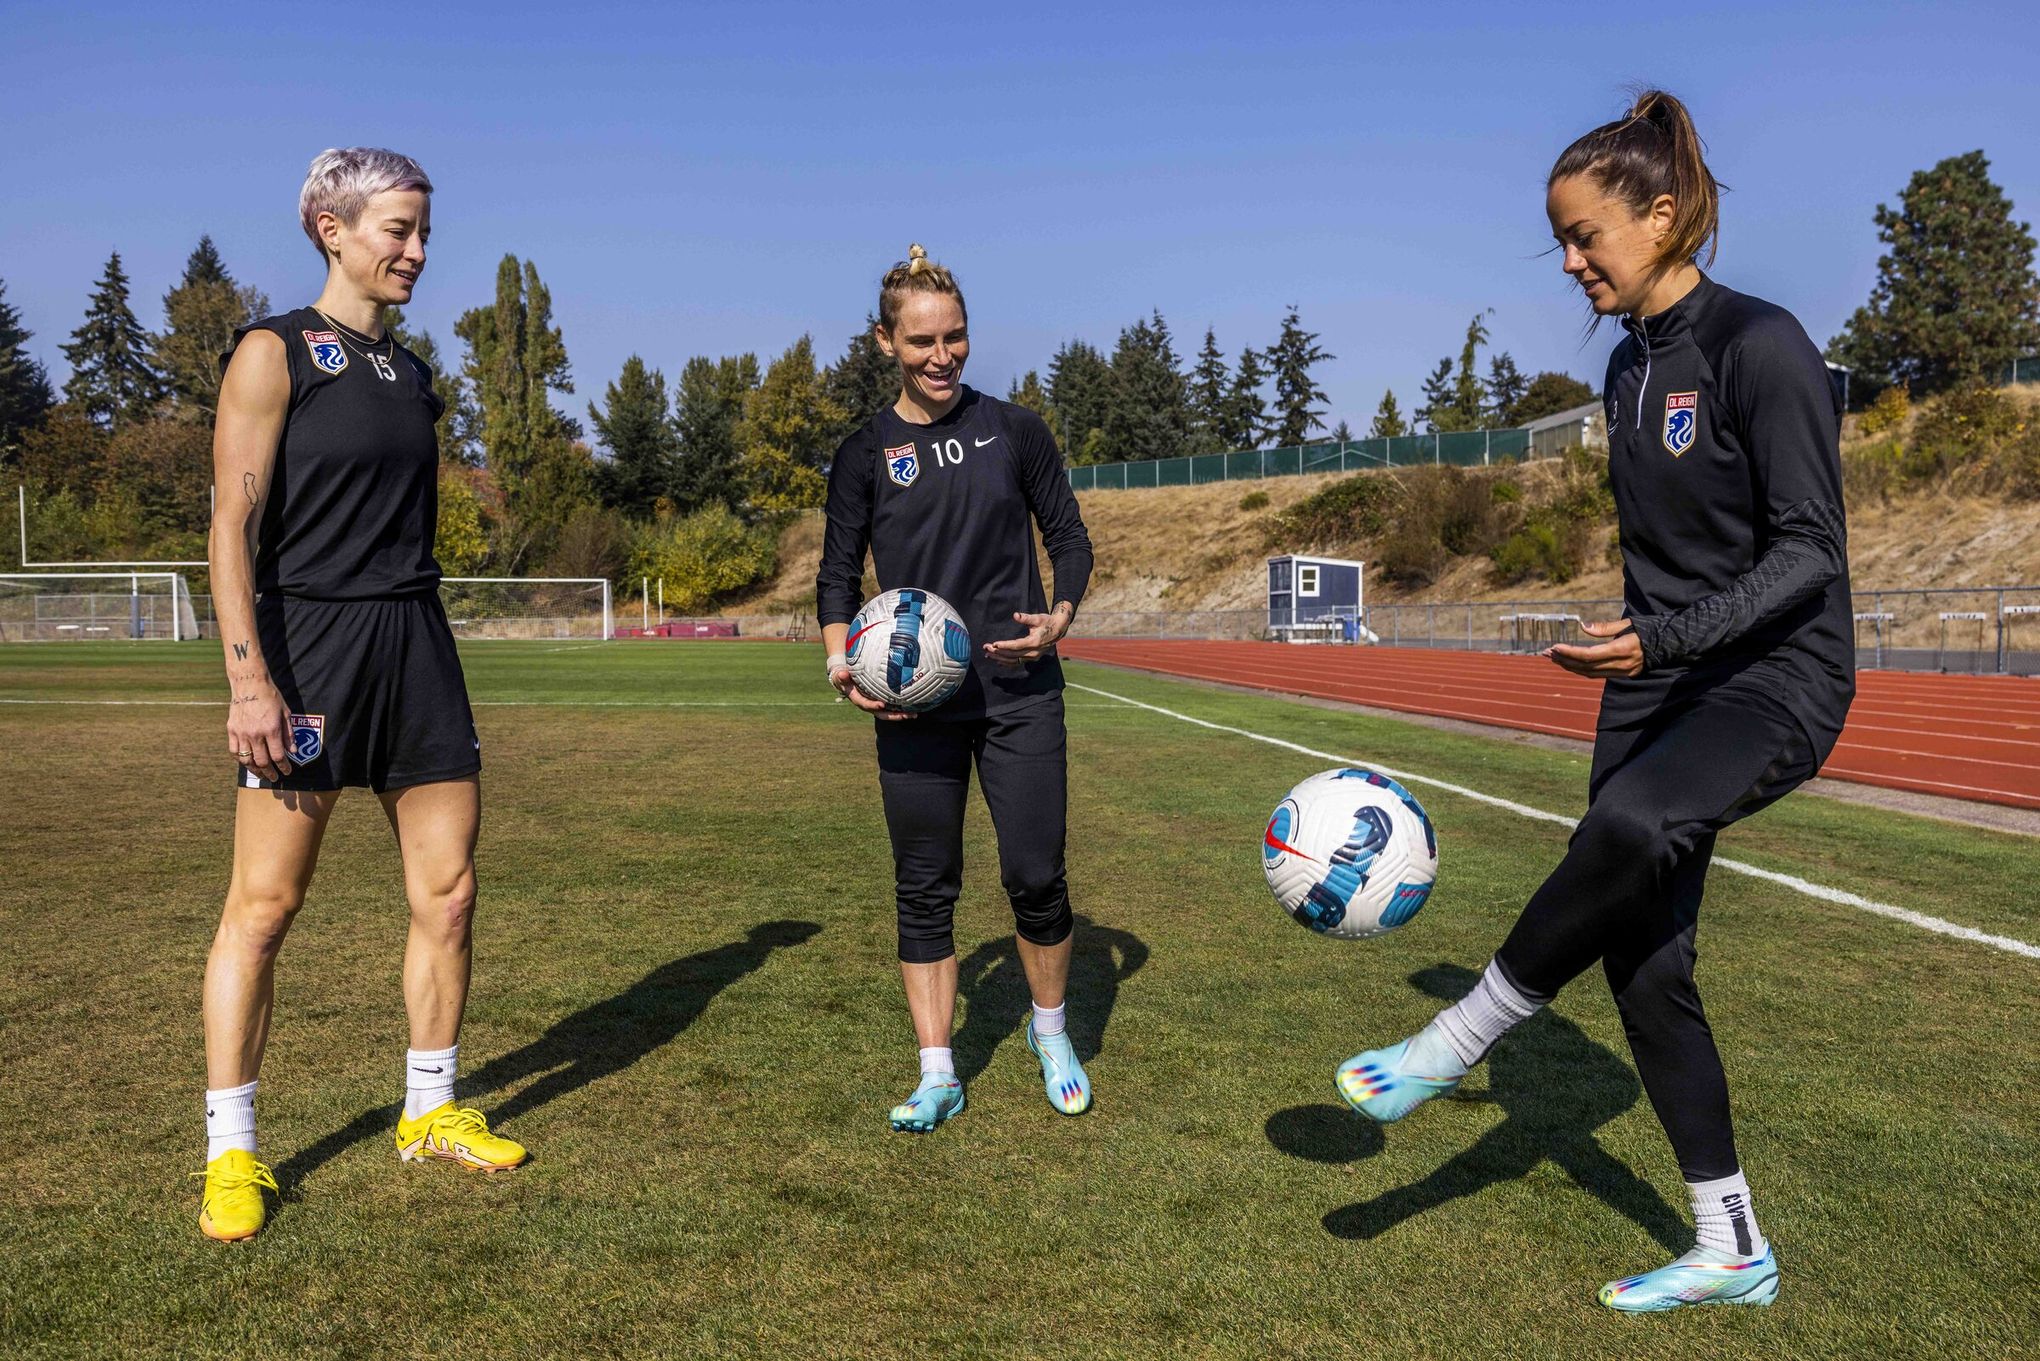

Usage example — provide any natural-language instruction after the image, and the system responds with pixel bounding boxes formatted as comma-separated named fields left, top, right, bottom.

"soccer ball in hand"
left=1263, top=768, right=1440, bottom=939
left=845, top=588, right=972, bottom=712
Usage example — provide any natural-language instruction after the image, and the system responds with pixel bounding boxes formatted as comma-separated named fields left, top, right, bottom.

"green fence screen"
left=1067, top=424, right=1553, bottom=490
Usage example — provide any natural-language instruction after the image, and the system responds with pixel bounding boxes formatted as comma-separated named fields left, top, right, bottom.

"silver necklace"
left=314, top=308, right=398, bottom=381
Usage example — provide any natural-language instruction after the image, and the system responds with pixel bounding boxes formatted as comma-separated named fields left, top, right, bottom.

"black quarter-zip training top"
left=816, top=386, right=1094, bottom=720
left=1598, top=273, right=1855, bottom=754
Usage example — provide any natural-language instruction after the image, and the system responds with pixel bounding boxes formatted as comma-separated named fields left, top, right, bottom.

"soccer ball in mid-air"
left=845, top=588, right=972, bottom=712
left=1263, top=768, right=1440, bottom=939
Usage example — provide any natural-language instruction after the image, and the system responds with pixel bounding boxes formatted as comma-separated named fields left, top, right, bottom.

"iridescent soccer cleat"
left=1599, top=1245, right=1780, bottom=1313
left=889, top=1073, right=966, bottom=1133
left=1026, top=1023, right=1092, bottom=1116
left=1335, top=1037, right=1462, bottom=1123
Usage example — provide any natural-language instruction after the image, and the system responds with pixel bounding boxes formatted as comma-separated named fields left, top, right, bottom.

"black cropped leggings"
left=1493, top=687, right=1819, bottom=1181
left=875, top=694, right=1074, bottom=965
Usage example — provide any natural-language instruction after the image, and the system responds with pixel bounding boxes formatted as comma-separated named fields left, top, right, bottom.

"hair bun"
left=908, top=243, right=928, bottom=274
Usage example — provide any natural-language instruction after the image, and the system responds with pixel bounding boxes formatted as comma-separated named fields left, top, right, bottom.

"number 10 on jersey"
left=929, top=437, right=964, bottom=468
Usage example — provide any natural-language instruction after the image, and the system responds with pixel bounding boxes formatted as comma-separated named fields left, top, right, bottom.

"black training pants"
left=875, top=694, right=1074, bottom=964
left=1493, top=685, right=1819, bottom=1181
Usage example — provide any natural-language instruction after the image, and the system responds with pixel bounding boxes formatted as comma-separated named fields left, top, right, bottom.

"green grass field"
left=1, top=641, right=2034, bottom=1360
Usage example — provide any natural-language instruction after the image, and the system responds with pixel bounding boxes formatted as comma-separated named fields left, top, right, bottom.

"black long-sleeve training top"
left=816, top=386, right=1094, bottom=719
left=1598, top=272, right=1855, bottom=753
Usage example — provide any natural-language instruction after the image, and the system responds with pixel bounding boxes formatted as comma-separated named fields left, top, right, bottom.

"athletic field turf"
left=1, top=641, right=2033, bottom=1360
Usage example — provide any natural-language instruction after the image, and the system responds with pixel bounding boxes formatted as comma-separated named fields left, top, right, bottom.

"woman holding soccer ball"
left=816, top=245, right=1096, bottom=1132
left=1337, top=91, right=1853, bottom=1312
left=196, top=148, right=525, bottom=1242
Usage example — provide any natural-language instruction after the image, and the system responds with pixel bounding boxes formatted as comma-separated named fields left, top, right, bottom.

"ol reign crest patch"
left=302, top=330, right=347, bottom=375
left=1663, top=391, right=1699, bottom=457
left=288, top=713, right=325, bottom=763
left=885, top=443, right=919, bottom=487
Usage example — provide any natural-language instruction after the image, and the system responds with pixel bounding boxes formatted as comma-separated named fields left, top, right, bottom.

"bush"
left=1996, top=416, right=2040, bottom=499
left=1841, top=436, right=1905, bottom=503
left=1908, top=386, right=2021, bottom=481
left=1237, top=490, right=1270, bottom=511
left=1376, top=519, right=1449, bottom=586
left=546, top=503, right=635, bottom=585
left=1858, top=384, right=1910, bottom=437
left=1268, top=474, right=1397, bottom=547
left=1491, top=522, right=1568, bottom=584
left=632, top=505, right=780, bottom=613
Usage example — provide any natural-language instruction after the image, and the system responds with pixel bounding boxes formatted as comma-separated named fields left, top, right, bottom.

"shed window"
left=1298, top=564, right=1320, bottom=597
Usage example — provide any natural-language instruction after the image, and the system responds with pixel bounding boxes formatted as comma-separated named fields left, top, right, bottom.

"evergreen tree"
left=1445, top=310, right=1492, bottom=432
left=588, top=355, right=679, bottom=517
left=1828, top=150, right=2040, bottom=398
left=1267, top=306, right=1333, bottom=446
left=1329, top=419, right=1353, bottom=442
left=1006, top=370, right=1059, bottom=443
left=1369, top=388, right=1408, bottom=439
left=1186, top=326, right=1232, bottom=454
left=1486, top=351, right=1528, bottom=425
left=1511, top=371, right=1596, bottom=424
left=157, top=237, right=267, bottom=417
left=1416, top=357, right=1455, bottom=432
left=0, top=279, right=55, bottom=460
left=1220, top=345, right=1270, bottom=451
left=739, top=335, right=845, bottom=511
left=62, top=251, right=164, bottom=429
left=1103, top=310, right=1189, bottom=464
left=822, top=315, right=898, bottom=446
left=452, top=255, right=583, bottom=563
left=1046, top=339, right=1115, bottom=464
left=674, top=353, right=759, bottom=512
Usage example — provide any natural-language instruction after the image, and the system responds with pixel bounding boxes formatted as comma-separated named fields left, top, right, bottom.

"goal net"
left=439, top=577, right=613, bottom=640
left=0, top=572, right=199, bottom=641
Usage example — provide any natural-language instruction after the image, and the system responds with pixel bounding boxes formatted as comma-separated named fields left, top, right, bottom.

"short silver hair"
left=299, top=147, right=433, bottom=259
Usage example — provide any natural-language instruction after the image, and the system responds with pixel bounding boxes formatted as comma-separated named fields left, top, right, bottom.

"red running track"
left=1061, top=639, right=2040, bottom=811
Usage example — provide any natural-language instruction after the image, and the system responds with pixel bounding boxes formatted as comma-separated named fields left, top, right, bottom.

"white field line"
left=1069, top=681, right=2040, bottom=962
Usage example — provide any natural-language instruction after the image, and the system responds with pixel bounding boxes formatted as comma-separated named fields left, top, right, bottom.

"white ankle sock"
left=1431, top=960, right=1542, bottom=1068
left=1689, top=1170, right=1765, bottom=1257
left=205, top=1080, right=258, bottom=1162
left=918, top=1046, right=954, bottom=1078
left=405, top=1045, right=458, bottom=1119
left=1031, top=1002, right=1066, bottom=1038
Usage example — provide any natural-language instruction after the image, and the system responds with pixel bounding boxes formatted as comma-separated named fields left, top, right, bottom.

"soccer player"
left=1336, top=91, right=1853, bottom=1311
left=196, top=148, right=524, bottom=1242
left=816, top=245, right=1096, bottom=1132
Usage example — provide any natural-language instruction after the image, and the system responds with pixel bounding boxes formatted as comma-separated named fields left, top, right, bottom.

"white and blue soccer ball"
left=845, top=588, right=972, bottom=712
left=1263, top=768, right=1440, bottom=939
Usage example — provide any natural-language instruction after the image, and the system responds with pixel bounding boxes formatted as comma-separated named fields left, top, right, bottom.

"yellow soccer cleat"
left=393, top=1103, right=526, bottom=1172
left=195, top=1149, right=278, bottom=1242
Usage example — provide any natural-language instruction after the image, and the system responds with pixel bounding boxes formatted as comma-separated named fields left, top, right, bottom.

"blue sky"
left=2, top=1, right=2033, bottom=433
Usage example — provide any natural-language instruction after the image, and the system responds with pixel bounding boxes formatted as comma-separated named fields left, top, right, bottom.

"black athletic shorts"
left=237, top=593, right=480, bottom=793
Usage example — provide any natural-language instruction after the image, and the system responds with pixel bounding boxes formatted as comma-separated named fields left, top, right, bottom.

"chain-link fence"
left=1066, top=428, right=1540, bottom=492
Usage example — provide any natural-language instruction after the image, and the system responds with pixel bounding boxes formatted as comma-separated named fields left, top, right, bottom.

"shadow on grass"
left=1311, top=963, right=1688, bottom=1254
left=950, top=914, right=1148, bottom=1084
left=274, top=919, right=821, bottom=1194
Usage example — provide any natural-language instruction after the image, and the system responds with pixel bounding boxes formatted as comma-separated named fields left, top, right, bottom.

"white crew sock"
left=1423, top=960, right=1543, bottom=1071
left=918, top=1046, right=954, bottom=1078
left=405, top=1045, right=458, bottom=1119
left=1031, top=1001, right=1067, bottom=1039
left=205, top=1080, right=258, bottom=1162
left=1689, top=1170, right=1766, bottom=1257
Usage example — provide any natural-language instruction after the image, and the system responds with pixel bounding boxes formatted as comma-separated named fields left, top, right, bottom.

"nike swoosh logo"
left=974, top=435, right=999, bottom=447
left=845, top=621, right=879, bottom=650
left=206, top=1109, right=214, bottom=1117
left=412, top=1066, right=444, bottom=1074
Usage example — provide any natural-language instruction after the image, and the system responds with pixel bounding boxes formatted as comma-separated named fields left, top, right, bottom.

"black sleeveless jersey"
left=221, top=306, right=446, bottom=600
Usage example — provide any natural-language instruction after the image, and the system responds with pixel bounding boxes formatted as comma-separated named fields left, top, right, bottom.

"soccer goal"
left=439, top=577, right=613, bottom=640
left=0, top=572, right=201, bottom=642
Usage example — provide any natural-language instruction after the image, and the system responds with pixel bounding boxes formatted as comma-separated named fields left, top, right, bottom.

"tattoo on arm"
left=232, top=641, right=249, bottom=661
left=242, top=472, right=258, bottom=506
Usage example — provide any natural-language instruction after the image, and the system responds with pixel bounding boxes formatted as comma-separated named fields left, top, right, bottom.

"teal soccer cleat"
left=1599, top=1245, right=1780, bottom=1313
left=1026, top=1023, right=1092, bottom=1116
left=888, top=1073, right=965, bottom=1133
left=1335, top=1038, right=1463, bottom=1123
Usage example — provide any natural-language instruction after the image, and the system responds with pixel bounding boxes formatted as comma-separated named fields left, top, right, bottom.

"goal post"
left=438, top=577, right=613, bottom=640
left=0, top=572, right=199, bottom=641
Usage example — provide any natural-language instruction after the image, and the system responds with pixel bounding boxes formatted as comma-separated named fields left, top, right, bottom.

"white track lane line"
left=1069, top=681, right=2040, bottom=962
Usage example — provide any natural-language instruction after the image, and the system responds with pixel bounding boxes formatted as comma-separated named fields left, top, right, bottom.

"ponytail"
left=1550, top=89, right=1722, bottom=271
left=878, top=243, right=967, bottom=332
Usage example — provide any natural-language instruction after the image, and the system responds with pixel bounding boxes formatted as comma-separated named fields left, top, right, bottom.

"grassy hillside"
left=728, top=386, right=2040, bottom=618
